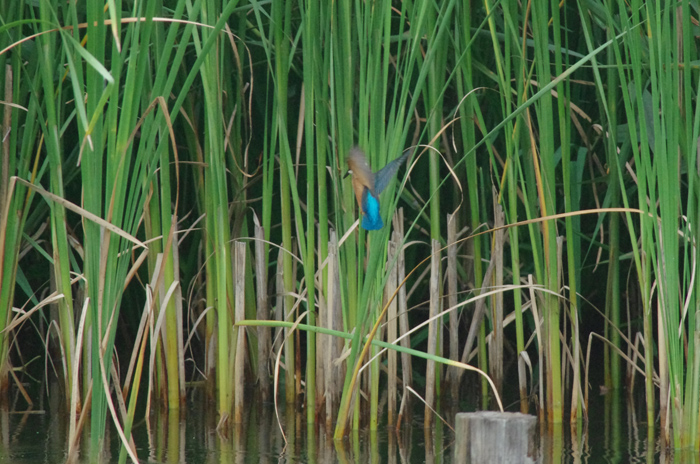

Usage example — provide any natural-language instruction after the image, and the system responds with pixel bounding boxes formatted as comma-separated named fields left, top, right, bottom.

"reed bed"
left=0, top=0, right=699, bottom=459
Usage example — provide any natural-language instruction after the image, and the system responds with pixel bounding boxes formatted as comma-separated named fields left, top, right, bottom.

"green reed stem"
left=38, top=0, right=75, bottom=409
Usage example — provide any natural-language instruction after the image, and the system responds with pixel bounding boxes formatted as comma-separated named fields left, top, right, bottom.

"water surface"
left=0, top=388, right=695, bottom=463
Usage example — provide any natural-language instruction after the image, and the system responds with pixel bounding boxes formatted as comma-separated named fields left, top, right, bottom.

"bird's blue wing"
left=374, top=149, right=412, bottom=195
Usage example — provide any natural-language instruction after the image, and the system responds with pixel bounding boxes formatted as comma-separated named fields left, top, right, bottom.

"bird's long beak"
left=343, top=169, right=352, bottom=179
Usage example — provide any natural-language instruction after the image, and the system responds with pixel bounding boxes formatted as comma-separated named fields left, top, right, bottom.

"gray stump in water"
left=454, top=411, right=538, bottom=464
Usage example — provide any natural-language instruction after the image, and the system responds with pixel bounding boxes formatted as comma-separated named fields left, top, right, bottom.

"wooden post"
left=454, top=412, right=537, bottom=464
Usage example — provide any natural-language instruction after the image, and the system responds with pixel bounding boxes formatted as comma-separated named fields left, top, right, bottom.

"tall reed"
left=589, top=0, right=700, bottom=448
left=4, top=1, right=700, bottom=458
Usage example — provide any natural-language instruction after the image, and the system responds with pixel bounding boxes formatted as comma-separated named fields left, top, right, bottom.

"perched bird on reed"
left=345, top=147, right=411, bottom=230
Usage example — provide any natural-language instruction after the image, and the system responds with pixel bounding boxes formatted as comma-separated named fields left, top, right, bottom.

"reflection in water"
left=541, top=421, right=563, bottom=464
left=0, top=387, right=699, bottom=462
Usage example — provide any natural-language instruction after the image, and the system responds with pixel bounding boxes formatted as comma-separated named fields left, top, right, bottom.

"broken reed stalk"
left=255, top=220, right=271, bottom=401
left=556, top=237, right=567, bottom=389
left=517, top=353, right=530, bottom=415
left=424, top=239, right=440, bottom=428
left=284, top=238, right=298, bottom=404
left=234, top=241, right=246, bottom=423
left=386, top=237, right=399, bottom=426
left=457, top=249, right=496, bottom=385
left=316, top=228, right=326, bottom=418
left=490, top=200, right=505, bottom=396
left=325, top=230, right=342, bottom=429
left=394, top=209, right=412, bottom=421
left=447, top=213, right=459, bottom=400
left=174, top=242, right=186, bottom=405
left=528, top=275, right=545, bottom=423
left=273, top=248, right=285, bottom=358
left=370, top=281, right=382, bottom=430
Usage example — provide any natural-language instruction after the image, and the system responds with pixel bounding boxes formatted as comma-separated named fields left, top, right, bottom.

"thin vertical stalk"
left=266, top=0, right=296, bottom=406
left=38, top=0, right=75, bottom=409
left=233, top=241, right=246, bottom=423
left=0, top=1, right=35, bottom=403
left=325, top=230, right=342, bottom=429
left=424, top=239, right=440, bottom=428
left=452, top=0, right=485, bottom=401
left=490, top=202, right=505, bottom=395
left=254, top=219, right=270, bottom=401
left=644, top=1, right=683, bottom=447
left=423, top=2, right=446, bottom=243
left=196, top=0, right=241, bottom=424
left=446, top=214, right=459, bottom=400
left=81, top=0, right=110, bottom=449
left=552, top=0, right=582, bottom=423
left=497, top=1, right=527, bottom=391
left=299, top=0, right=318, bottom=423
left=531, top=0, right=562, bottom=423
left=680, top=0, right=700, bottom=449
left=394, top=211, right=412, bottom=397
left=386, top=239, right=398, bottom=426
left=602, top=0, right=621, bottom=393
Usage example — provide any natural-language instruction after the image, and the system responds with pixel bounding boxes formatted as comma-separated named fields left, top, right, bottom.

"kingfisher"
left=344, top=147, right=411, bottom=230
